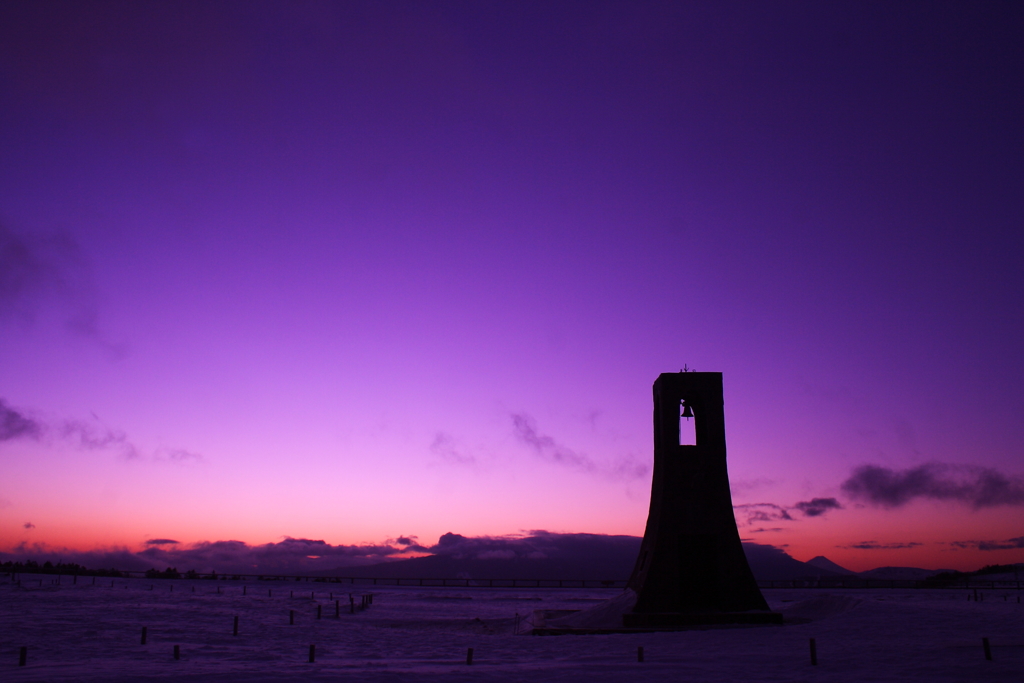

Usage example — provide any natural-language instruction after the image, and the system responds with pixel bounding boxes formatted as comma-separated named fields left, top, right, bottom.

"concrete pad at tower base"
left=623, top=610, right=784, bottom=628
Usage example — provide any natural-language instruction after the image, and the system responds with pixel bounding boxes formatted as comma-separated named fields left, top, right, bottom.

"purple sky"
left=1, top=1, right=1022, bottom=572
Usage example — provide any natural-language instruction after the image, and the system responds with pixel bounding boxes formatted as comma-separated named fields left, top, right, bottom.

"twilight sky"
left=1, top=1, right=1022, bottom=573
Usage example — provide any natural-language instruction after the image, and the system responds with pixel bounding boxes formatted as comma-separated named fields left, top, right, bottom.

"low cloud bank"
left=1, top=532, right=832, bottom=581
left=842, top=462, right=1024, bottom=509
left=0, top=537, right=418, bottom=575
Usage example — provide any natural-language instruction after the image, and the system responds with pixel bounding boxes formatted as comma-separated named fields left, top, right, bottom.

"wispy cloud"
left=949, top=536, right=1024, bottom=551
left=144, top=539, right=179, bottom=546
left=155, top=448, right=203, bottom=463
left=510, top=412, right=648, bottom=480
left=0, top=395, right=200, bottom=464
left=733, top=503, right=793, bottom=527
left=60, top=419, right=140, bottom=459
left=842, top=462, right=1024, bottom=509
left=429, top=431, right=475, bottom=465
left=838, top=540, right=923, bottom=550
left=23, top=522, right=35, bottom=530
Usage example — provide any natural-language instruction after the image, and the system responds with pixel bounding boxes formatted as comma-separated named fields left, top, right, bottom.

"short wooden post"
left=269, top=589, right=272, bottom=597
left=350, top=595, right=355, bottom=613
left=317, top=604, right=322, bottom=620
left=309, top=644, right=316, bottom=663
left=141, top=627, right=148, bottom=645
left=983, top=637, right=992, bottom=661
left=809, top=638, right=818, bottom=665
left=174, top=645, right=180, bottom=660
left=243, top=586, right=247, bottom=596
left=466, top=647, right=474, bottom=665
left=192, top=586, right=195, bottom=592
left=335, top=600, right=340, bottom=618
left=289, top=610, right=295, bottom=625
left=170, top=585, right=173, bottom=592
left=291, top=590, right=294, bottom=598
left=637, top=646, right=644, bottom=662
left=19, top=646, right=27, bottom=666
left=233, top=616, right=239, bottom=636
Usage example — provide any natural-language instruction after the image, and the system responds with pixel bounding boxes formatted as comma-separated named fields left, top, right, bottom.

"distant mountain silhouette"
left=806, top=556, right=856, bottom=575
left=315, top=534, right=842, bottom=582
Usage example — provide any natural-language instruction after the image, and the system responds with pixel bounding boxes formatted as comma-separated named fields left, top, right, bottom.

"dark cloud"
left=145, top=539, right=179, bottom=546
left=950, top=537, right=1024, bottom=551
left=842, top=462, right=1024, bottom=509
left=0, top=399, right=43, bottom=441
left=510, top=413, right=648, bottom=480
left=838, top=541, right=923, bottom=550
left=733, top=503, right=793, bottom=527
left=23, top=522, right=35, bottom=529
left=794, top=497, right=842, bottom=517
left=395, top=536, right=415, bottom=546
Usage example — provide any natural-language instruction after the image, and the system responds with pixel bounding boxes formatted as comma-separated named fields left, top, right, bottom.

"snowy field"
left=2, top=574, right=1022, bottom=682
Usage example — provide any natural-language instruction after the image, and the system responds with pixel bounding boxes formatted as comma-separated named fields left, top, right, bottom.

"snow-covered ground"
left=2, top=574, right=1021, bottom=681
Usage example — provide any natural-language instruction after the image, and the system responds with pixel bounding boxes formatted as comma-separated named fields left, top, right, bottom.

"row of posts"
left=17, top=637, right=999, bottom=667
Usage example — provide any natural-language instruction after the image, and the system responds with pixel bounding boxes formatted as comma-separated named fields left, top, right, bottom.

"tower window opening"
left=679, top=400, right=696, bottom=445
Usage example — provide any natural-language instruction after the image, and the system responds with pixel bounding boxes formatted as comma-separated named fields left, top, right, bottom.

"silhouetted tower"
left=624, top=372, right=780, bottom=627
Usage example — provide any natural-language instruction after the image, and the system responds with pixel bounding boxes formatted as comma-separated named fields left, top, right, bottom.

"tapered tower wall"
left=625, top=372, right=774, bottom=624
